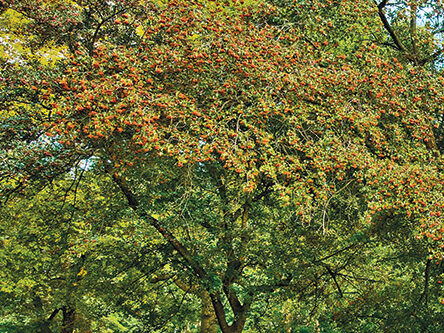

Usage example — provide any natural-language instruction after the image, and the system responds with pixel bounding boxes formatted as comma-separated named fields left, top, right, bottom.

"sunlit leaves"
left=0, top=0, right=443, bottom=331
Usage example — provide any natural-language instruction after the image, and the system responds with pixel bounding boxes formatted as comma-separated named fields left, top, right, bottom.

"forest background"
left=0, top=0, right=443, bottom=332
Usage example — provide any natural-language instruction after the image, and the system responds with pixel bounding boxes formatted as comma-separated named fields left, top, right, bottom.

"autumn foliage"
left=0, top=0, right=443, bottom=332
left=32, top=0, right=443, bottom=251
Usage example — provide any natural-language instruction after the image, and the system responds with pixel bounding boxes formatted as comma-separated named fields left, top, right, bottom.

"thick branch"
left=200, top=291, right=218, bottom=333
left=209, top=294, right=232, bottom=332
left=223, top=282, right=244, bottom=316
left=89, top=7, right=128, bottom=55
left=325, top=264, right=344, bottom=298
left=110, top=171, right=207, bottom=280
left=109, top=170, right=242, bottom=332
left=424, top=123, right=440, bottom=157
left=241, top=204, right=249, bottom=230
left=376, top=0, right=408, bottom=53
left=47, top=308, right=62, bottom=321
left=410, top=4, right=418, bottom=62
left=418, top=259, right=431, bottom=305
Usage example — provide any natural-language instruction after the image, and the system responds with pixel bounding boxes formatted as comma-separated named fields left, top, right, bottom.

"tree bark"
left=200, top=291, right=218, bottom=333
left=167, top=276, right=218, bottom=332
left=61, top=306, right=75, bottom=333
left=110, top=170, right=250, bottom=333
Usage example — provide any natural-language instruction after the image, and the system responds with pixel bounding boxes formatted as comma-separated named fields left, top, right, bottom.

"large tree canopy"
left=0, top=0, right=443, bottom=332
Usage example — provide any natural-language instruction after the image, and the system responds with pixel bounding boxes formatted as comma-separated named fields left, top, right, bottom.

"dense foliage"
left=0, top=0, right=443, bottom=332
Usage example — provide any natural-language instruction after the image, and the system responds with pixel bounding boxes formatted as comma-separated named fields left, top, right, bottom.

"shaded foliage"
left=0, top=0, right=443, bottom=332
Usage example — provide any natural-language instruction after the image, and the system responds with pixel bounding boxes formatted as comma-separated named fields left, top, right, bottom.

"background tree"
left=1, top=0, right=443, bottom=332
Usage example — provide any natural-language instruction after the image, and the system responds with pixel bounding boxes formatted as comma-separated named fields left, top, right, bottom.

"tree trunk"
left=61, top=306, right=75, bottom=333
left=200, top=291, right=218, bottom=333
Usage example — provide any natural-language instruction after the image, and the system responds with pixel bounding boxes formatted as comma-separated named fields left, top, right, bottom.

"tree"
left=1, top=0, right=443, bottom=332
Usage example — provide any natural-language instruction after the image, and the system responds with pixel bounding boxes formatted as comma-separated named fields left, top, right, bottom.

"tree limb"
left=417, top=258, right=431, bottom=305
left=47, top=308, right=62, bottom=321
left=324, top=264, right=344, bottom=298
left=409, top=3, right=418, bottom=63
left=108, top=169, right=247, bottom=333
left=110, top=170, right=208, bottom=280
left=376, top=0, right=408, bottom=53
